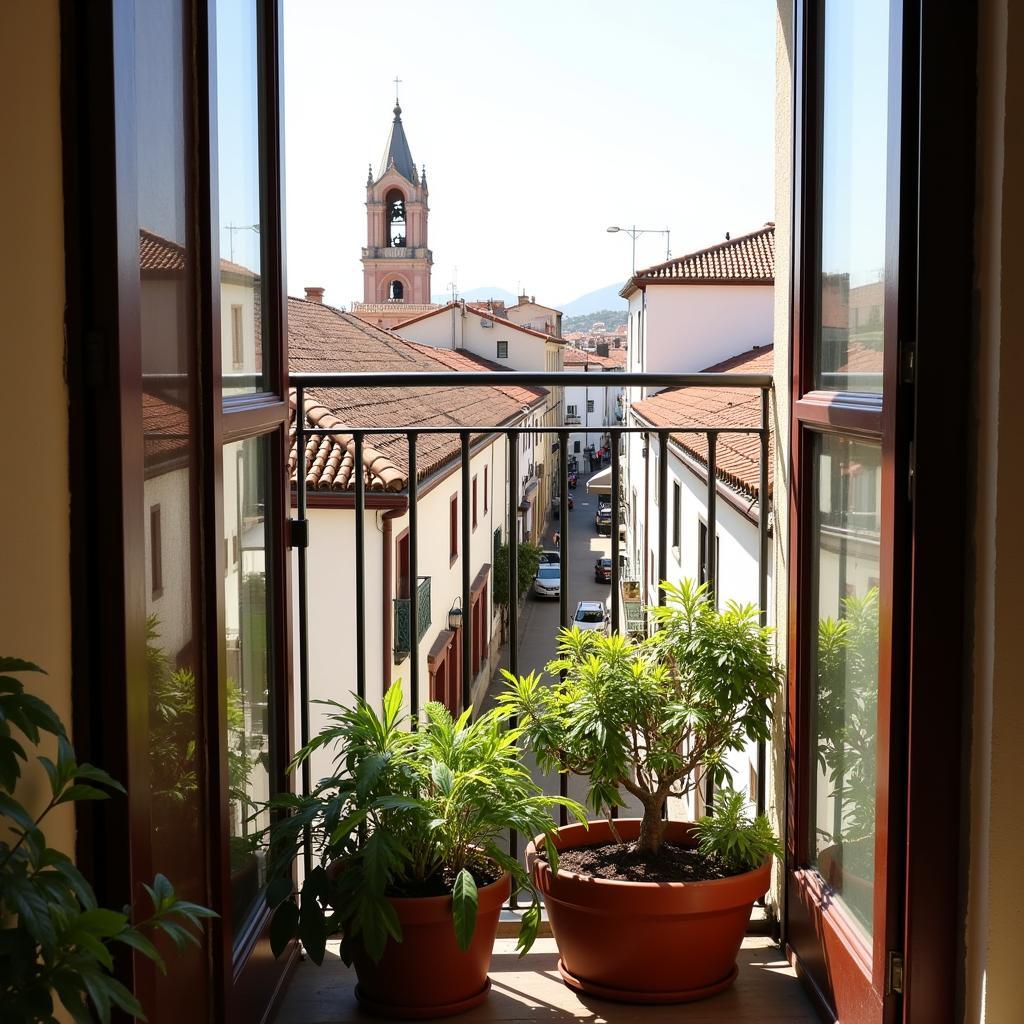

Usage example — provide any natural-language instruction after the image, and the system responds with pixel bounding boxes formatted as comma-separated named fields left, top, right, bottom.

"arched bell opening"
left=386, top=188, right=407, bottom=247
left=388, top=279, right=405, bottom=301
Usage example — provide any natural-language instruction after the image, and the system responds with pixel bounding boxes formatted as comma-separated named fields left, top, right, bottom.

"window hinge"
left=288, top=518, right=308, bottom=549
left=900, top=342, right=916, bottom=385
left=887, top=951, right=905, bottom=995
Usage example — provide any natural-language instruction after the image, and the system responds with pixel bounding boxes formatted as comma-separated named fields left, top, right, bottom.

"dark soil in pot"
left=544, top=839, right=737, bottom=883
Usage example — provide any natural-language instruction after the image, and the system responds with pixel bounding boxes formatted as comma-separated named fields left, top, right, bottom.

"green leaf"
left=114, top=926, right=164, bottom=971
left=451, top=868, right=478, bottom=952
left=76, top=907, right=129, bottom=938
left=56, top=784, right=112, bottom=805
left=269, top=900, right=299, bottom=959
left=0, top=657, right=46, bottom=674
left=265, top=875, right=293, bottom=909
left=516, top=900, right=541, bottom=956
left=0, top=791, right=36, bottom=831
left=299, top=896, right=327, bottom=965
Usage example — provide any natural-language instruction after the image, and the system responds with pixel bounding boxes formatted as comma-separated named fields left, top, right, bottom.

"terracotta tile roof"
left=287, top=298, right=548, bottom=493
left=562, top=348, right=623, bottom=370
left=143, top=392, right=190, bottom=468
left=630, top=346, right=774, bottom=507
left=393, top=300, right=564, bottom=344
left=622, top=224, right=775, bottom=298
left=140, top=229, right=186, bottom=272
left=139, top=228, right=256, bottom=278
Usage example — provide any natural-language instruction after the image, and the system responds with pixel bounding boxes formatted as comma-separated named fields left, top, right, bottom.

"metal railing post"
left=408, top=433, right=419, bottom=725
left=354, top=431, right=366, bottom=700
left=757, top=389, right=770, bottom=817
left=658, top=431, right=668, bottom=607
left=507, top=430, right=520, bottom=908
left=294, top=386, right=312, bottom=878
left=558, top=428, right=569, bottom=825
left=460, top=432, right=472, bottom=712
left=611, top=432, right=621, bottom=635
left=704, top=431, right=717, bottom=815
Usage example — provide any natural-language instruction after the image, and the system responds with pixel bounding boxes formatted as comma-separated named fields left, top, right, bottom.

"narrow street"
left=485, top=468, right=644, bottom=817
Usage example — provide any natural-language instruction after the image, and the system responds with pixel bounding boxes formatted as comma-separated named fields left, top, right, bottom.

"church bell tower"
left=361, top=90, right=433, bottom=307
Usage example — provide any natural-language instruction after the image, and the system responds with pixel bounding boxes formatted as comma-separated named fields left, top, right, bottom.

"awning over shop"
left=586, top=467, right=612, bottom=494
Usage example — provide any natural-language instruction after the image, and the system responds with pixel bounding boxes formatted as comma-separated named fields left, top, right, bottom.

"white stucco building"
left=393, top=299, right=565, bottom=542
left=287, top=298, right=547, bottom=780
left=561, top=347, right=624, bottom=466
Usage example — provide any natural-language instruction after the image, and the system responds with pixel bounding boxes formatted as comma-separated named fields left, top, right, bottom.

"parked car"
left=533, top=564, right=561, bottom=598
left=539, top=549, right=560, bottom=565
left=572, top=600, right=609, bottom=633
left=594, top=557, right=612, bottom=583
left=595, top=504, right=612, bottom=534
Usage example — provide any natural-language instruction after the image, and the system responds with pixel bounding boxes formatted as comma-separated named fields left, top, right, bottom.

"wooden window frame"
left=784, top=2, right=974, bottom=1021
left=61, top=2, right=295, bottom=1020
left=472, top=474, right=478, bottom=530
left=231, top=303, right=244, bottom=367
left=496, top=339, right=508, bottom=359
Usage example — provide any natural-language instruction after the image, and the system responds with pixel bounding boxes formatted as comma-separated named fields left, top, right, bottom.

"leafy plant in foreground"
left=263, top=684, right=585, bottom=965
left=692, top=789, right=782, bottom=874
left=0, top=657, right=216, bottom=1023
left=500, top=578, right=782, bottom=857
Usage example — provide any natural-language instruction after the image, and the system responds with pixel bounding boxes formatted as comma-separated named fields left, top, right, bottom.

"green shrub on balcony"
left=262, top=684, right=585, bottom=964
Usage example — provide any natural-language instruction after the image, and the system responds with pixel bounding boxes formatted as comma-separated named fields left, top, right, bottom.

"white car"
left=533, top=564, right=561, bottom=598
left=539, top=549, right=561, bottom=564
left=572, top=600, right=609, bottom=633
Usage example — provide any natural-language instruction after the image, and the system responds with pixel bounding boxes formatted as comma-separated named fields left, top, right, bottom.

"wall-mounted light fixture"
left=448, top=598, right=464, bottom=632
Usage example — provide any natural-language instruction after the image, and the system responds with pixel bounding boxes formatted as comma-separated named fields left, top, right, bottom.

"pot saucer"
left=557, top=959, right=739, bottom=1004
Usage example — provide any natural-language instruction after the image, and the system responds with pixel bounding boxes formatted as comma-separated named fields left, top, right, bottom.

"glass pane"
left=816, top=0, right=889, bottom=393
left=217, top=0, right=265, bottom=395
left=809, top=434, right=881, bottom=937
left=135, top=1, right=208, bottom=1014
left=224, top=435, right=274, bottom=941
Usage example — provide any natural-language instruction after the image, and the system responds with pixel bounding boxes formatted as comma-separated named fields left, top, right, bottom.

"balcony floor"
left=272, top=936, right=819, bottom=1023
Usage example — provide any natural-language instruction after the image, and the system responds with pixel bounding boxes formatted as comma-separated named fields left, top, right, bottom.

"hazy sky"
left=283, top=0, right=776, bottom=309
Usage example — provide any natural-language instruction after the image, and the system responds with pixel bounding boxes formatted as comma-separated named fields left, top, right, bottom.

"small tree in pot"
left=499, top=579, right=783, bottom=1003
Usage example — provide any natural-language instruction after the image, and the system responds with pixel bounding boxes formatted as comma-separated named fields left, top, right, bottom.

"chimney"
left=304, top=286, right=325, bottom=304
left=596, top=342, right=610, bottom=357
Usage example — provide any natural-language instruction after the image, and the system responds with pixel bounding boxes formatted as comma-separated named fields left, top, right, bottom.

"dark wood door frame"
left=61, top=1, right=296, bottom=1020
left=785, top=1, right=976, bottom=1021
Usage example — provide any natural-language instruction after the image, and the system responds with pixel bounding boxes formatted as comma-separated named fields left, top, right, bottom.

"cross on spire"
left=393, top=75, right=402, bottom=104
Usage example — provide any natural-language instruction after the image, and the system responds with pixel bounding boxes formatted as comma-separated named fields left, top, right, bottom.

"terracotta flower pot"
left=350, top=871, right=511, bottom=1019
left=527, top=819, right=771, bottom=1004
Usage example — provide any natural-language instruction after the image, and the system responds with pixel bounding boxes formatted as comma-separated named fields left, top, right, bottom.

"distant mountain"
left=431, top=285, right=518, bottom=305
left=557, top=282, right=628, bottom=317
left=562, top=309, right=628, bottom=334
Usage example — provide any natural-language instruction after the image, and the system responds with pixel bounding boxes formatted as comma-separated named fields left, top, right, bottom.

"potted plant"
left=263, top=684, right=584, bottom=1019
left=500, top=579, right=782, bottom=1004
left=0, top=657, right=215, bottom=1022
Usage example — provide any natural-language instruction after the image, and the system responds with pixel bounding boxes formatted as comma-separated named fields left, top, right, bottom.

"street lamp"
left=606, top=225, right=671, bottom=275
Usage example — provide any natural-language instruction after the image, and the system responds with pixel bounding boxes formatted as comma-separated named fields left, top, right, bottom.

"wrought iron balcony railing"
left=393, top=576, right=431, bottom=662
left=289, top=369, right=772, bottom=910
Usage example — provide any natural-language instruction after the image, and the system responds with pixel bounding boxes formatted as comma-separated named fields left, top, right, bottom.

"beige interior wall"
left=0, top=0, right=74, bottom=855
left=964, top=1, right=1024, bottom=1020
left=769, top=0, right=794, bottom=926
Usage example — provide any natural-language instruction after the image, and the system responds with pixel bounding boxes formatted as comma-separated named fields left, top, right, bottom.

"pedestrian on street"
left=553, top=531, right=560, bottom=547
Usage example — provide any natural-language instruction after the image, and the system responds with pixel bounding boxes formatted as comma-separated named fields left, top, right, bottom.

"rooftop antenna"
left=447, top=267, right=458, bottom=303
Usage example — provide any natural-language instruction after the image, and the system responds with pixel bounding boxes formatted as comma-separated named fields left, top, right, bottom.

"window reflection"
left=810, top=434, right=881, bottom=936
left=816, top=0, right=889, bottom=393
left=223, top=436, right=274, bottom=941
left=218, top=0, right=265, bottom=395
left=136, top=0, right=207, bottom=1014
